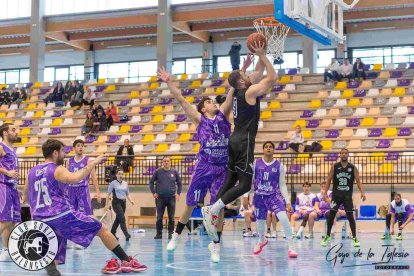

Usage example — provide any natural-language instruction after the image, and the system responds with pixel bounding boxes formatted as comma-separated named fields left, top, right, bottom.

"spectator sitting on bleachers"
left=291, top=182, right=317, bottom=239
left=63, top=80, right=76, bottom=103
left=352, top=58, right=367, bottom=80
left=324, top=58, right=340, bottom=83
left=116, top=139, right=134, bottom=173
left=243, top=202, right=257, bottom=237
left=92, top=102, right=104, bottom=117
left=81, top=111, right=95, bottom=135
left=90, top=109, right=107, bottom=134
left=11, top=88, right=19, bottom=102
left=82, top=88, right=96, bottom=107
left=12, top=88, right=27, bottom=107
left=0, top=87, right=11, bottom=106
left=44, top=81, right=64, bottom=104
left=70, top=80, right=85, bottom=108
left=339, top=59, right=353, bottom=81
left=289, top=125, right=305, bottom=153
left=105, top=101, right=119, bottom=128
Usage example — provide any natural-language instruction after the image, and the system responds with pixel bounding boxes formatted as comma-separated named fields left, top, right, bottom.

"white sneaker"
left=265, top=231, right=271, bottom=238
left=167, top=233, right=180, bottom=252
left=202, top=206, right=219, bottom=242
left=0, top=249, right=11, bottom=262
left=208, top=242, right=220, bottom=263
left=305, top=232, right=314, bottom=239
left=243, top=231, right=254, bottom=237
left=271, top=231, right=277, bottom=238
left=253, top=239, right=268, bottom=255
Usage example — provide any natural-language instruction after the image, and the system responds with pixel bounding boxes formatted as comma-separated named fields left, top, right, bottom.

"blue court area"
left=1, top=229, right=413, bottom=275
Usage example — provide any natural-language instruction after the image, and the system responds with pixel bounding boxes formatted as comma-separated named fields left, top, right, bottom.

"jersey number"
left=339, top=178, right=347, bottom=186
left=233, top=98, right=238, bottom=119
left=194, top=190, right=201, bottom=202
left=34, top=178, right=52, bottom=209
left=263, top=172, right=269, bottom=181
left=213, top=124, right=219, bottom=134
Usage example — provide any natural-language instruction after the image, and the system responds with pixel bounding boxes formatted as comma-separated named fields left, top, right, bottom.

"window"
left=0, top=72, right=5, bottom=84
left=20, top=69, right=30, bottom=83
left=70, top=66, right=84, bottom=80
left=55, top=67, right=69, bottom=81
left=317, top=50, right=335, bottom=73
left=185, top=58, right=202, bottom=74
left=44, top=68, right=55, bottom=82
left=172, top=60, right=186, bottom=75
left=5, top=71, right=19, bottom=84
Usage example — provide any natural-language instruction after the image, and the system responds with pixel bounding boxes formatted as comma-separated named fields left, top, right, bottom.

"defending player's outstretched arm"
left=55, top=154, right=106, bottom=184
left=157, top=66, right=201, bottom=125
left=219, top=87, right=234, bottom=120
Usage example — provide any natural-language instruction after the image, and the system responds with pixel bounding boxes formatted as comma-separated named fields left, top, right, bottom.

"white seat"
left=260, top=102, right=268, bottom=110
left=387, top=97, right=400, bottom=105
left=9, top=104, right=18, bottom=111
left=314, top=109, right=327, bottom=117
left=334, top=99, right=347, bottom=107
left=354, top=128, right=368, bottom=137
left=23, top=111, right=34, bottom=119
left=62, top=118, right=73, bottom=126
left=168, top=144, right=181, bottom=152
left=120, top=135, right=131, bottom=142
left=129, top=99, right=140, bottom=106
left=130, top=116, right=141, bottom=123
left=299, top=67, right=310, bottom=74
left=41, top=119, right=52, bottom=127
left=333, top=118, right=346, bottom=127
left=155, top=134, right=166, bottom=142
left=159, top=82, right=168, bottom=89
left=367, top=89, right=379, bottom=97
left=354, top=108, right=367, bottom=116
left=385, top=79, right=398, bottom=88
left=133, top=144, right=143, bottom=153
left=403, top=117, right=414, bottom=126
left=16, top=147, right=26, bottom=155
left=202, top=80, right=212, bottom=87
left=284, top=84, right=295, bottom=91
left=107, top=126, right=119, bottom=133
left=395, top=106, right=408, bottom=115
left=45, top=103, right=56, bottom=110
left=39, top=128, right=50, bottom=136
left=160, top=90, right=170, bottom=97
left=328, top=90, right=341, bottom=99
left=384, top=63, right=395, bottom=70
left=44, top=111, right=54, bottom=118
left=258, top=121, right=264, bottom=129
left=177, top=124, right=189, bottom=131
left=164, top=115, right=175, bottom=123
left=190, top=74, right=198, bottom=80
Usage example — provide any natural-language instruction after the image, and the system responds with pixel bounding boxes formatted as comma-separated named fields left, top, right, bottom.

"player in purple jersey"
left=0, top=123, right=20, bottom=262
left=157, top=66, right=233, bottom=262
left=251, top=141, right=298, bottom=257
left=23, top=139, right=146, bottom=276
left=382, top=193, right=413, bottom=240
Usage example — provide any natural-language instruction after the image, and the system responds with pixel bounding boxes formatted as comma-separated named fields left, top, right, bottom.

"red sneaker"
left=128, top=256, right=148, bottom=272
left=101, top=258, right=121, bottom=274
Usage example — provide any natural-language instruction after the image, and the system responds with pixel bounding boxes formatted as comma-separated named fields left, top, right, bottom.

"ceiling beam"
left=0, top=44, right=74, bottom=55
left=0, top=25, right=30, bottom=37
left=46, top=31, right=90, bottom=51
left=191, top=19, right=254, bottom=32
left=344, top=7, right=414, bottom=21
left=68, top=27, right=157, bottom=41
left=173, top=22, right=210, bottom=42
left=346, top=19, right=414, bottom=33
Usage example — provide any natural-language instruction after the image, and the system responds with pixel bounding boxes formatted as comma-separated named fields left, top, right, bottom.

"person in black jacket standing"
left=149, top=157, right=182, bottom=239
left=229, top=41, right=242, bottom=70
left=116, top=139, right=134, bottom=172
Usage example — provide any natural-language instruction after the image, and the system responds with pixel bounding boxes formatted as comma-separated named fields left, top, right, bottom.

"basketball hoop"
left=253, top=17, right=290, bottom=63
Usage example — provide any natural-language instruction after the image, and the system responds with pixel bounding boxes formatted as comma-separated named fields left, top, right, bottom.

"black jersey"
left=332, top=162, right=355, bottom=194
left=232, top=88, right=260, bottom=139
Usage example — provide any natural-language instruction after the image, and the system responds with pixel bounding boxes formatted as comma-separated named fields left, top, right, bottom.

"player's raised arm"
left=243, top=53, right=265, bottom=84
left=245, top=41, right=278, bottom=101
left=157, top=66, right=201, bottom=125
left=219, top=87, right=234, bottom=120
left=55, top=154, right=106, bottom=184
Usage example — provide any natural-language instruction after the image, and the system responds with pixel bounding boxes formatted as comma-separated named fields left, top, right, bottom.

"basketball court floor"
left=1, top=229, right=413, bottom=275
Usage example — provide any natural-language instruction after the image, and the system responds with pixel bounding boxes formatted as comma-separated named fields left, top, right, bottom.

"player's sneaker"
left=396, top=233, right=403, bottom=240
left=0, top=248, right=11, bottom=262
left=352, top=237, right=360, bottom=247
left=208, top=242, right=220, bottom=263
left=243, top=231, right=254, bottom=237
left=45, top=261, right=61, bottom=276
left=288, top=250, right=299, bottom=258
left=126, top=256, right=148, bottom=272
left=265, top=231, right=271, bottom=238
left=202, top=206, right=219, bottom=241
left=321, top=235, right=332, bottom=247
left=381, top=234, right=391, bottom=240
left=167, top=232, right=180, bottom=251
left=305, top=232, right=314, bottom=239
left=102, top=258, right=122, bottom=274
left=253, top=239, right=268, bottom=255
left=271, top=231, right=277, bottom=238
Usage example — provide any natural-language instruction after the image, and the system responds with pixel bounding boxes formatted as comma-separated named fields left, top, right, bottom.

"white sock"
left=210, top=199, right=225, bottom=214
left=277, top=211, right=295, bottom=251
left=257, top=220, right=266, bottom=242
left=296, top=226, right=304, bottom=236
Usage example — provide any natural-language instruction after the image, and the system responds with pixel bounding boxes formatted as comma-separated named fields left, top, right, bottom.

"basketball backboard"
left=274, top=0, right=360, bottom=45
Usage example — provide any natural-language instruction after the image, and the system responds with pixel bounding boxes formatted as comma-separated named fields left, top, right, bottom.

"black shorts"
left=228, top=132, right=255, bottom=175
left=331, top=193, right=353, bottom=213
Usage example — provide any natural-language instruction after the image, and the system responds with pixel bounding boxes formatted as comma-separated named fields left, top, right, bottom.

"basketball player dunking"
left=321, top=148, right=366, bottom=247
left=202, top=41, right=278, bottom=241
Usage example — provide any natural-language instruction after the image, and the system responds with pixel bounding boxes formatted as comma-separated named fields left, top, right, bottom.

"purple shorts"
left=186, top=160, right=227, bottom=206
left=0, top=184, right=21, bottom=223
left=253, top=193, right=286, bottom=220
left=293, top=210, right=313, bottom=219
left=41, top=210, right=102, bottom=264
left=64, top=185, right=93, bottom=215
left=317, top=209, right=331, bottom=220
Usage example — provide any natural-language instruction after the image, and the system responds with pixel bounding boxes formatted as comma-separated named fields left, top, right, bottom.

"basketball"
left=247, top=32, right=267, bottom=53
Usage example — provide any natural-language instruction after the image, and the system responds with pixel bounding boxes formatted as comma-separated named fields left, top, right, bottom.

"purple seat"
left=182, top=89, right=194, bottom=96
left=287, top=164, right=301, bottom=174
left=287, top=68, right=298, bottom=75
left=39, top=88, right=49, bottom=95
left=368, top=128, right=382, bottom=137
left=398, top=127, right=411, bottom=136
left=190, top=133, right=199, bottom=142
left=301, top=110, right=313, bottom=118
left=211, top=79, right=223, bottom=87
left=139, top=107, right=152, bottom=114
left=52, top=110, right=64, bottom=117
left=143, top=166, right=156, bottom=176
left=363, top=64, right=371, bottom=71
left=385, top=152, right=400, bottom=161
left=85, top=136, right=97, bottom=144
left=325, top=153, right=338, bottom=162
left=347, top=80, right=359, bottom=88
left=50, top=128, right=61, bottom=135
left=95, top=86, right=107, bottom=92
left=271, top=85, right=284, bottom=92
left=129, top=125, right=142, bottom=133
left=391, top=71, right=403, bottom=78
left=276, top=141, right=289, bottom=151
left=367, top=72, right=378, bottom=79
left=117, top=100, right=129, bottom=107
left=26, top=83, right=33, bottom=88
left=377, top=139, right=391, bottom=148
left=306, top=120, right=319, bottom=128
left=64, top=146, right=73, bottom=154
left=182, top=156, right=195, bottom=163
left=193, top=96, right=202, bottom=104
left=326, top=129, right=339, bottom=138
left=174, top=114, right=187, bottom=122
left=161, top=98, right=173, bottom=105
left=398, top=79, right=411, bottom=86
left=409, top=63, right=414, bottom=69
left=347, top=118, right=360, bottom=127
left=21, top=120, right=32, bottom=127
left=409, top=107, right=414, bottom=114
left=184, top=165, right=195, bottom=175
left=354, top=89, right=366, bottom=97
left=107, top=135, right=120, bottom=143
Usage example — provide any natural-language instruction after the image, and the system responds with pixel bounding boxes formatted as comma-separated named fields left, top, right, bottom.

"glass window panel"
left=137, top=61, right=157, bottom=77
left=55, top=68, right=69, bottom=81
left=98, top=64, right=109, bottom=79
left=107, top=63, right=129, bottom=79
left=44, top=68, right=55, bottom=82
left=19, top=69, right=29, bottom=83
left=281, top=52, right=299, bottom=69
left=186, top=58, right=202, bottom=74
left=19, top=0, right=31, bottom=17
left=172, top=60, right=185, bottom=75
left=0, top=72, right=6, bottom=84
left=393, top=46, right=414, bottom=56
left=217, top=56, right=233, bottom=73
left=129, top=62, right=139, bottom=80
left=317, top=50, right=335, bottom=73
left=6, top=71, right=19, bottom=84
left=129, top=77, right=139, bottom=83
left=70, top=65, right=84, bottom=81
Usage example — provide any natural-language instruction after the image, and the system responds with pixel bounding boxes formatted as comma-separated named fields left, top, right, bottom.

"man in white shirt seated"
left=339, top=59, right=353, bottom=81
left=324, top=58, right=340, bottom=83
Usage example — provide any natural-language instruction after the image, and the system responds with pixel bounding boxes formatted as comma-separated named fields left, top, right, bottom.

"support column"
left=202, top=42, right=213, bottom=73
left=302, top=37, right=318, bottom=73
left=29, top=0, right=46, bottom=83
left=337, top=42, right=347, bottom=60
left=84, top=51, right=95, bottom=81
left=157, top=0, right=173, bottom=72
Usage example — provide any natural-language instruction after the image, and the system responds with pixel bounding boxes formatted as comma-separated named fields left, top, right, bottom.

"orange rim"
left=254, top=17, right=286, bottom=27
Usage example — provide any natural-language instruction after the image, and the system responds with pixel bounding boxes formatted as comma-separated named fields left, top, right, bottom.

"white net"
left=254, top=18, right=290, bottom=63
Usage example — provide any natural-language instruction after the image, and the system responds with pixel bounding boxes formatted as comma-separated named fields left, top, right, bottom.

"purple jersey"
left=68, top=156, right=90, bottom=187
left=28, top=163, right=70, bottom=219
left=196, top=110, right=231, bottom=165
left=316, top=190, right=332, bottom=211
left=295, top=193, right=317, bottom=212
left=390, top=199, right=413, bottom=215
left=253, top=158, right=282, bottom=196
left=0, top=142, right=18, bottom=187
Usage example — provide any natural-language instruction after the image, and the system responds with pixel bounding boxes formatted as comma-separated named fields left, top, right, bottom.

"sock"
left=267, top=228, right=271, bottom=232
left=277, top=211, right=294, bottom=251
left=291, top=227, right=295, bottom=233
left=210, top=199, right=225, bottom=214
left=175, top=222, right=186, bottom=235
left=214, top=232, right=222, bottom=244
left=296, top=226, right=304, bottom=237
left=257, top=220, right=266, bottom=242
left=112, top=245, right=129, bottom=261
